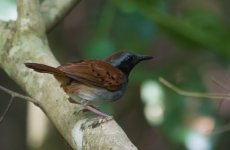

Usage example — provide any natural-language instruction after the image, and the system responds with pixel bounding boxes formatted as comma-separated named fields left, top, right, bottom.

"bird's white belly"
left=69, top=84, right=127, bottom=102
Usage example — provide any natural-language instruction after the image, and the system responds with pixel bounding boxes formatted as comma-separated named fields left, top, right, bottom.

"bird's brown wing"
left=58, top=60, right=124, bottom=91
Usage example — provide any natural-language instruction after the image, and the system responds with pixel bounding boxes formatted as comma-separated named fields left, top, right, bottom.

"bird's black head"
left=105, top=52, right=153, bottom=75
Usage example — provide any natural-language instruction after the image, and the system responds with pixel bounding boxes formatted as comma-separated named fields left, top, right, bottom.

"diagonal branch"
left=0, top=85, right=37, bottom=103
left=0, top=95, right=14, bottom=124
left=0, top=85, right=37, bottom=124
left=159, top=77, right=230, bottom=100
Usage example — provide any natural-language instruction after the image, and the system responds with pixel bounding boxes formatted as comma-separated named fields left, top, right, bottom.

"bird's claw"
left=90, top=116, right=113, bottom=128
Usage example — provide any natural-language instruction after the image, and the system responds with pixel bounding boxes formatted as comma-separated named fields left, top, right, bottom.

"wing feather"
left=58, top=60, right=124, bottom=91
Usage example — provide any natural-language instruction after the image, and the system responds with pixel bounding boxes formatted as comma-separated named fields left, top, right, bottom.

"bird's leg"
left=84, top=104, right=113, bottom=127
left=84, top=105, right=110, bottom=117
left=79, top=99, right=110, bottom=117
left=68, top=97, right=110, bottom=117
left=81, top=99, right=109, bottom=117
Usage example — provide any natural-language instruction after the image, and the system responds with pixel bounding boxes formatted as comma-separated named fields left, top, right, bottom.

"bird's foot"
left=89, top=115, right=113, bottom=128
left=81, top=104, right=113, bottom=128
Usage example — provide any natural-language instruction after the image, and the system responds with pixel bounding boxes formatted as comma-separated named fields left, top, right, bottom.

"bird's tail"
left=25, top=63, right=65, bottom=76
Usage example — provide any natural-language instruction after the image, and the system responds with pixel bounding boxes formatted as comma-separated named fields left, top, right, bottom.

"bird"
left=25, top=51, right=152, bottom=117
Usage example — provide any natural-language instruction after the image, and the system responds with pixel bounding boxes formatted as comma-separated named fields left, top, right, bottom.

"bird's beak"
left=138, top=55, right=153, bottom=61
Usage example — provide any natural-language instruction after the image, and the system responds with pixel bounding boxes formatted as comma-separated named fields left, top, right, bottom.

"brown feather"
left=25, top=63, right=65, bottom=76
left=25, top=60, right=124, bottom=91
left=58, top=60, right=124, bottom=91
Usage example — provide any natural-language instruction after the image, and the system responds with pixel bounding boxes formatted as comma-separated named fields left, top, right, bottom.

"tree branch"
left=0, top=85, right=37, bottom=124
left=0, top=0, right=137, bottom=149
left=0, top=85, right=37, bottom=103
left=0, top=95, right=14, bottom=124
left=159, top=77, right=230, bottom=100
left=0, top=0, right=79, bottom=33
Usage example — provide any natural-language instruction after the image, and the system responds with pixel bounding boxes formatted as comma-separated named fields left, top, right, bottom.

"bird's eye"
left=127, top=56, right=133, bottom=62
